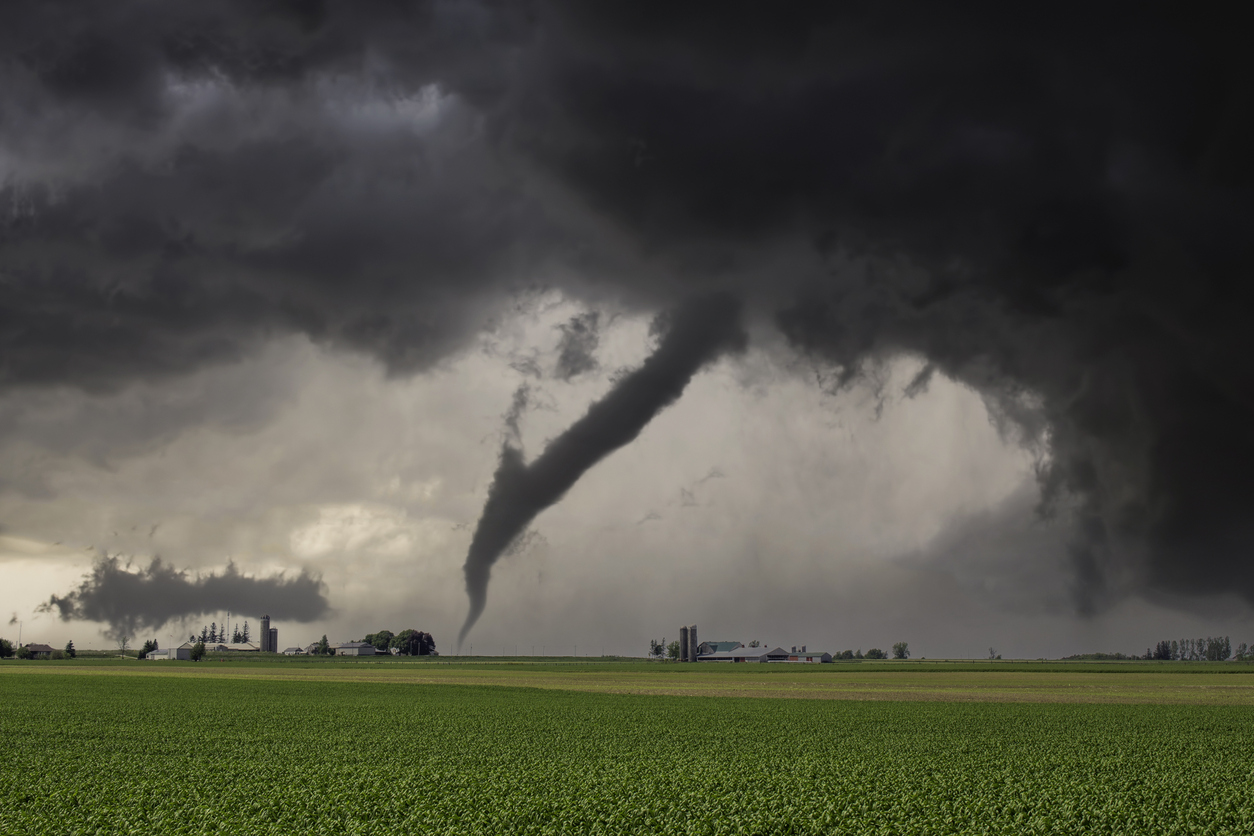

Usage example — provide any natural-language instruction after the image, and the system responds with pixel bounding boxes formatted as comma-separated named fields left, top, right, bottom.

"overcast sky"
left=2, top=3, right=1252, bottom=657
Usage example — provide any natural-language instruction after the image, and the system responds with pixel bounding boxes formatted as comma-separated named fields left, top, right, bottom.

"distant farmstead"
left=25, top=644, right=54, bottom=659
left=696, top=645, right=832, bottom=663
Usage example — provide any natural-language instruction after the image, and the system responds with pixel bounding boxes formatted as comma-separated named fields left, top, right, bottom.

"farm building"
left=697, top=645, right=831, bottom=663
left=281, top=647, right=303, bottom=656
left=337, top=642, right=376, bottom=656
left=24, top=644, right=54, bottom=659
left=697, top=646, right=778, bottom=663
left=698, top=641, right=744, bottom=655
left=144, top=645, right=192, bottom=660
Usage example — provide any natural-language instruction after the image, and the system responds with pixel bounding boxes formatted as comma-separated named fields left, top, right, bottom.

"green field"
left=3, top=660, right=1253, bottom=834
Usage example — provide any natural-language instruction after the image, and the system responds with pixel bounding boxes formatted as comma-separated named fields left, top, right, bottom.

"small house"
left=25, top=643, right=54, bottom=659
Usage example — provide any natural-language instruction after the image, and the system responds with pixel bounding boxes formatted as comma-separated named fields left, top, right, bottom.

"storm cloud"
left=39, top=554, right=329, bottom=640
left=1, top=2, right=1252, bottom=619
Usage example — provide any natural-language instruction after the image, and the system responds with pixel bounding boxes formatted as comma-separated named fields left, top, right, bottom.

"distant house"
left=785, top=646, right=833, bottom=663
left=281, top=647, right=303, bottom=656
left=25, top=644, right=54, bottom=659
left=336, top=642, right=376, bottom=657
left=304, top=643, right=320, bottom=655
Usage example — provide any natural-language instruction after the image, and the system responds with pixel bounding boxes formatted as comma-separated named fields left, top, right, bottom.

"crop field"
left=7, top=655, right=1254, bottom=704
left=3, top=663, right=1253, bottom=835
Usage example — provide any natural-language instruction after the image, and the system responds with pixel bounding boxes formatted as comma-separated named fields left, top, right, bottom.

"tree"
left=666, top=640, right=680, bottom=660
left=366, top=630, right=394, bottom=652
left=649, top=639, right=666, bottom=659
left=316, top=634, right=331, bottom=656
left=232, top=627, right=243, bottom=643
left=16, top=644, right=33, bottom=660
left=242, top=621, right=250, bottom=643
left=864, top=648, right=887, bottom=659
left=748, top=640, right=761, bottom=648
left=64, top=640, right=76, bottom=659
left=892, top=642, right=910, bottom=660
left=209, top=623, right=218, bottom=644
left=391, top=629, right=436, bottom=656
left=0, top=638, right=13, bottom=658
left=138, top=639, right=158, bottom=660
left=199, top=626, right=209, bottom=643
left=190, top=641, right=206, bottom=662
left=117, top=636, right=130, bottom=657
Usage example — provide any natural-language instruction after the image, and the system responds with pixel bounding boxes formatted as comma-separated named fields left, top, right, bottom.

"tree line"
left=1145, top=637, right=1248, bottom=661
left=646, top=640, right=911, bottom=660
left=357, top=629, right=437, bottom=656
left=189, top=621, right=251, bottom=645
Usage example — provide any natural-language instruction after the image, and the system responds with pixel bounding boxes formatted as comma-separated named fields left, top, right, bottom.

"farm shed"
left=337, top=642, right=376, bottom=656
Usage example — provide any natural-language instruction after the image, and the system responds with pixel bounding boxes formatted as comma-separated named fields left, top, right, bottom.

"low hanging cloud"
left=39, top=555, right=329, bottom=640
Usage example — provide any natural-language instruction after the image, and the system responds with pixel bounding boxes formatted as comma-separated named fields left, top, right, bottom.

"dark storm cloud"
left=459, top=293, right=745, bottom=645
left=553, top=311, right=600, bottom=380
left=2, top=2, right=1253, bottom=610
left=38, top=554, right=329, bottom=640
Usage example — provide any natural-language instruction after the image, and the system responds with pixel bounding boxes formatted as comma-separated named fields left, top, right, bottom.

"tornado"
left=458, top=293, right=746, bottom=648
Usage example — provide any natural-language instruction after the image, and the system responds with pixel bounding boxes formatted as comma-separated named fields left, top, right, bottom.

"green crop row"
left=2, top=674, right=1252, bottom=834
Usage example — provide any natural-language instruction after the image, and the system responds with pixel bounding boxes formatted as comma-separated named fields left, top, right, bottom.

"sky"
left=2, top=2, right=1252, bottom=658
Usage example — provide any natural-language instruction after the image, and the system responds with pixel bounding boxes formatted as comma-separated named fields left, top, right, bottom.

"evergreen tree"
left=199, top=626, right=209, bottom=643
left=209, top=623, right=218, bottom=644
left=64, top=640, right=76, bottom=659
left=316, top=634, right=331, bottom=656
left=242, top=622, right=250, bottom=643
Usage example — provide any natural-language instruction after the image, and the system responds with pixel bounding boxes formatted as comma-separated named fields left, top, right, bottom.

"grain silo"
left=679, top=625, right=689, bottom=662
left=690, top=625, right=698, bottom=660
left=268, top=627, right=278, bottom=653
left=260, top=615, right=271, bottom=652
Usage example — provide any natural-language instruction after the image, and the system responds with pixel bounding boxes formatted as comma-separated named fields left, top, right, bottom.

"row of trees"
left=646, top=639, right=911, bottom=660
left=189, top=622, right=252, bottom=645
left=359, top=629, right=437, bottom=656
left=1145, top=637, right=1248, bottom=661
